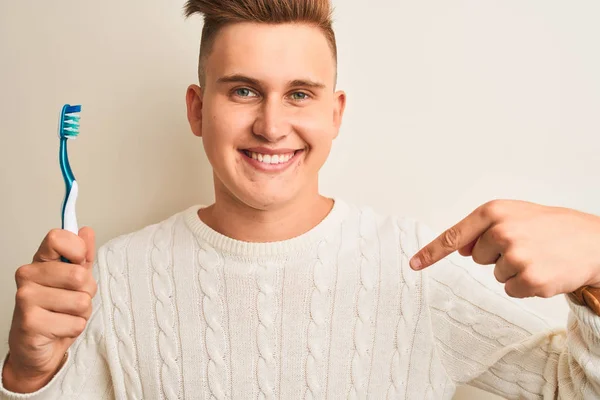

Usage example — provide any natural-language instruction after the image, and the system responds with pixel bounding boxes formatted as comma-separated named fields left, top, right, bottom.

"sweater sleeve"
left=413, top=220, right=600, bottom=399
left=0, top=263, right=113, bottom=400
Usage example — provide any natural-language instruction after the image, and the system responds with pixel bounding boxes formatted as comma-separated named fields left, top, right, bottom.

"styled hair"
left=184, top=0, right=337, bottom=86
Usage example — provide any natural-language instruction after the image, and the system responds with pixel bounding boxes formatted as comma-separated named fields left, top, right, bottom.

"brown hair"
left=184, top=0, right=337, bottom=86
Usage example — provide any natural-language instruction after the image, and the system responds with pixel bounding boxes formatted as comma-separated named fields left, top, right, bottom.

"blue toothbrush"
left=58, top=104, right=82, bottom=246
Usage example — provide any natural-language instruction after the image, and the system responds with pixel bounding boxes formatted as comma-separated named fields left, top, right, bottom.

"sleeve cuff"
left=0, top=351, right=70, bottom=399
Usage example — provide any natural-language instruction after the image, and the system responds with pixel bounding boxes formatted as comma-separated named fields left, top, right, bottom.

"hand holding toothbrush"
left=3, top=228, right=96, bottom=393
left=2, top=104, right=97, bottom=393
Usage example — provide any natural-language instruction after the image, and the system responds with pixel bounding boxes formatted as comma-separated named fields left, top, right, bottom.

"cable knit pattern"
left=106, top=234, right=144, bottom=399
left=255, top=260, right=279, bottom=399
left=424, top=352, right=436, bottom=399
left=348, top=210, right=380, bottom=399
left=431, top=278, right=532, bottom=346
left=4, top=200, right=600, bottom=399
left=150, top=215, right=182, bottom=400
left=197, top=242, right=228, bottom=400
left=387, top=221, right=418, bottom=398
left=59, top=301, right=104, bottom=396
left=429, top=275, right=559, bottom=395
left=304, top=238, right=337, bottom=399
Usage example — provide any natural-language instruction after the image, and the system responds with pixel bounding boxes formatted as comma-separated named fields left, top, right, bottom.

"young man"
left=3, top=0, right=600, bottom=398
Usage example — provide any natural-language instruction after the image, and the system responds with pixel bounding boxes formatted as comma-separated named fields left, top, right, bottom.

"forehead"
left=205, top=22, right=336, bottom=87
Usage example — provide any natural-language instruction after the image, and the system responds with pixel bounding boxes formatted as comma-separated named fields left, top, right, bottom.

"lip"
left=239, top=149, right=304, bottom=172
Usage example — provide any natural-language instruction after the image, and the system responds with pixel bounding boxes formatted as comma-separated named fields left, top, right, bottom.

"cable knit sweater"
left=2, top=199, right=600, bottom=399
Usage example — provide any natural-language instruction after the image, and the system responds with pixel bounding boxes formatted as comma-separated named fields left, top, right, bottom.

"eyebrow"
left=216, top=74, right=326, bottom=90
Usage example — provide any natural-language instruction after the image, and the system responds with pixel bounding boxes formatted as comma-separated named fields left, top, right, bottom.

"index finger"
left=410, top=207, right=493, bottom=270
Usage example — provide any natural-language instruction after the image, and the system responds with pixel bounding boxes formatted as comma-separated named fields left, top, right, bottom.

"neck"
left=198, top=187, right=333, bottom=243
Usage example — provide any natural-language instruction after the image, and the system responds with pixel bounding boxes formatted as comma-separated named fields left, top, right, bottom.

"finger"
left=20, top=307, right=87, bottom=339
left=33, top=229, right=87, bottom=265
left=411, top=207, right=494, bottom=270
left=471, top=230, right=503, bottom=265
left=504, top=275, right=532, bottom=298
left=30, top=284, right=93, bottom=319
left=493, top=255, right=518, bottom=283
left=15, top=262, right=97, bottom=298
left=17, top=283, right=93, bottom=320
left=78, top=227, right=96, bottom=265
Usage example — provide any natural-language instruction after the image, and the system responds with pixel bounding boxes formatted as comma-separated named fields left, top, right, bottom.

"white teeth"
left=247, top=151, right=295, bottom=165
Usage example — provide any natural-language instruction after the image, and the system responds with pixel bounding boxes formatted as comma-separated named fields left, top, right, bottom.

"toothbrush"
left=58, top=104, right=82, bottom=240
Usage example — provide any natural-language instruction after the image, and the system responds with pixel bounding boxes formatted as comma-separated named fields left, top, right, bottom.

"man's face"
left=186, top=22, right=346, bottom=210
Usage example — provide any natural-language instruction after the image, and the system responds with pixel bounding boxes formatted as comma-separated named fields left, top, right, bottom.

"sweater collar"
left=183, top=198, right=349, bottom=258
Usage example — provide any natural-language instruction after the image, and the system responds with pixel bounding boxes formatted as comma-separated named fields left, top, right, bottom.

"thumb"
left=78, top=227, right=96, bottom=265
left=458, top=239, right=477, bottom=257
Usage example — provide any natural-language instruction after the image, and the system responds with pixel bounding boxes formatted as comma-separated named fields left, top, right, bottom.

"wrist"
left=2, top=353, right=63, bottom=393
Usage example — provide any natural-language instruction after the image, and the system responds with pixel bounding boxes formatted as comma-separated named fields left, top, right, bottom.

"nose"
left=252, top=96, right=290, bottom=142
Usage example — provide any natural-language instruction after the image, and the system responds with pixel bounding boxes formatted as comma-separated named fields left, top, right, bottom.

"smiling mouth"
left=240, top=149, right=303, bottom=166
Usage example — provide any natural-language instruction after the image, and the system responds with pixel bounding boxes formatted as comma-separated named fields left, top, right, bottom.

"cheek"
left=294, top=111, right=335, bottom=150
left=203, top=104, right=253, bottom=147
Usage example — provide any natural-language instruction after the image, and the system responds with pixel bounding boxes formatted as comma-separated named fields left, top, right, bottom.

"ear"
left=186, top=84, right=204, bottom=137
left=332, top=90, right=346, bottom=139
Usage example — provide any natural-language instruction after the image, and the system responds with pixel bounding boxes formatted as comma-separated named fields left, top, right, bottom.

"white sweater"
left=2, top=199, right=600, bottom=399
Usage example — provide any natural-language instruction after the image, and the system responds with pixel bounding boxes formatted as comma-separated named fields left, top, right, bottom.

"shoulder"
left=338, top=199, right=432, bottom=255
left=96, top=206, right=196, bottom=266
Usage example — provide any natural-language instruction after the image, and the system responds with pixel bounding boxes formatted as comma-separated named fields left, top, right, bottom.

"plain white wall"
left=1, top=1, right=599, bottom=399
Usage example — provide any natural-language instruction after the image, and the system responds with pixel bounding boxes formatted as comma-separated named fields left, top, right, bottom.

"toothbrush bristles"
left=59, top=104, right=81, bottom=139
left=61, top=106, right=81, bottom=138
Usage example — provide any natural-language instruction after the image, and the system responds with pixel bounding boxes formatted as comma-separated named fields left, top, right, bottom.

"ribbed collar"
left=182, top=198, right=349, bottom=258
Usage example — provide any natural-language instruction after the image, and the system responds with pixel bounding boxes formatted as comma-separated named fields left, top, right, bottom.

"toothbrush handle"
left=63, top=180, right=79, bottom=234
left=60, top=180, right=79, bottom=263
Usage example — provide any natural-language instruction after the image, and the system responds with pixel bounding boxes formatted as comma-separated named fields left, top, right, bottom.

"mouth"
left=239, top=148, right=304, bottom=172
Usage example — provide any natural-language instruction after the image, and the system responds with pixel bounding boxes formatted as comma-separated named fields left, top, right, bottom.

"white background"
left=1, top=1, right=599, bottom=398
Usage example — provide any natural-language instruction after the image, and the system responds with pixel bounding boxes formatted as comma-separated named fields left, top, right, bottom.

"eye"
left=234, top=88, right=258, bottom=98
left=290, top=91, right=310, bottom=101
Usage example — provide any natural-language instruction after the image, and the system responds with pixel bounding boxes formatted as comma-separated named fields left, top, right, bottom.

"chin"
left=229, top=183, right=301, bottom=212
left=242, top=192, right=294, bottom=211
